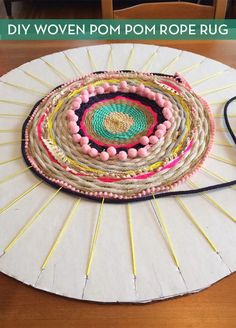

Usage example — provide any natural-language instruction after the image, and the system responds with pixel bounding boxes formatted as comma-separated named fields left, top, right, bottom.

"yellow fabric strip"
left=188, top=180, right=235, bottom=223
left=41, top=198, right=81, bottom=270
left=127, top=203, right=137, bottom=277
left=22, top=70, right=54, bottom=89
left=1, top=81, right=45, bottom=96
left=0, top=140, right=22, bottom=146
left=41, top=58, right=69, bottom=81
left=191, top=71, right=224, bottom=87
left=178, top=63, right=200, bottom=74
left=0, top=181, right=43, bottom=215
left=0, top=113, right=26, bottom=118
left=152, top=194, right=180, bottom=268
left=0, top=166, right=32, bottom=185
left=64, top=52, right=83, bottom=75
left=3, top=187, right=62, bottom=254
left=210, top=154, right=236, bottom=167
left=0, top=129, right=21, bottom=133
left=107, top=46, right=113, bottom=71
left=161, top=55, right=181, bottom=74
left=176, top=197, right=218, bottom=253
left=0, top=156, right=22, bottom=165
left=126, top=46, right=135, bottom=70
left=199, top=83, right=236, bottom=96
left=141, top=50, right=158, bottom=72
left=0, top=99, right=31, bottom=106
left=86, top=198, right=104, bottom=277
left=87, top=48, right=97, bottom=71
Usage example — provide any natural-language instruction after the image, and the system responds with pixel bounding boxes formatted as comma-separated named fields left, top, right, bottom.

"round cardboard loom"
left=0, top=43, right=235, bottom=303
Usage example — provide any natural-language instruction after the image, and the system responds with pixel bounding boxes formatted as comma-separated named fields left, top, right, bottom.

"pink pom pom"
left=74, top=96, right=82, bottom=104
left=155, top=130, right=164, bottom=138
left=137, top=83, right=145, bottom=94
left=70, top=114, right=78, bottom=122
left=72, top=134, right=81, bottom=142
left=88, top=84, right=95, bottom=93
left=102, top=82, right=110, bottom=91
left=81, top=89, right=89, bottom=96
left=68, top=121, right=79, bottom=131
left=163, top=108, right=172, bottom=120
left=118, top=151, right=127, bottom=161
left=129, top=85, right=137, bottom=93
left=157, top=124, right=166, bottom=133
left=80, top=136, right=89, bottom=145
left=71, top=101, right=81, bottom=110
left=148, top=91, right=155, bottom=100
left=67, top=110, right=76, bottom=119
left=163, top=120, right=171, bottom=129
left=96, top=86, right=105, bottom=94
left=81, top=94, right=89, bottom=103
left=128, top=148, right=137, bottom=158
left=89, top=148, right=98, bottom=157
left=164, top=100, right=172, bottom=108
left=100, top=152, right=109, bottom=161
left=119, top=81, right=128, bottom=89
left=107, top=146, right=117, bottom=156
left=140, top=136, right=149, bottom=145
left=149, top=135, right=158, bottom=144
left=138, top=148, right=148, bottom=157
left=81, top=144, right=91, bottom=154
left=110, top=85, right=118, bottom=93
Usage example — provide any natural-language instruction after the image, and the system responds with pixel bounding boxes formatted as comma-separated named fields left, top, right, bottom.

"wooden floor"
left=0, top=0, right=101, bottom=18
left=0, top=0, right=236, bottom=18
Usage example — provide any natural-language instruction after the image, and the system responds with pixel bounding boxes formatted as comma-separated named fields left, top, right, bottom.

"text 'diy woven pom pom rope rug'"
left=0, top=44, right=235, bottom=303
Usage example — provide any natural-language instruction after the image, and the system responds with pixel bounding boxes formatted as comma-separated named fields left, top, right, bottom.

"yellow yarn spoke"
left=0, top=166, right=31, bottom=185
left=175, top=197, right=218, bottom=253
left=199, top=83, right=236, bottom=96
left=21, top=69, right=54, bottom=89
left=126, top=46, right=135, bottom=70
left=191, top=71, right=224, bottom=87
left=161, top=53, right=181, bottom=74
left=1, top=81, right=44, bottom=96
left=127, top=203, right=137, bottom=278
left=41, top=58, right=69, bottom=81
left=86, top=198, right=104, bottom=277
left=0, top=156, right=22, bottom=165
left=0, top=181, right=43, bottom=215
left=178, top=62, right=201, bottom=74
left=214, top=142, right=234, bottom=148
left=201, top=167, right=236, bottom=191
left=0, top=99, right=32, bottom=106
left=64, top=52, right=83, bottom=76
left=3, top=187, right=62, bottom=254
left=0, top=140, right=22, bottom=146
left=216, top=128, right=236, bottom=133
left=152, top=194, right=179, bottom=268
left=187, top=180, right=235, bottom=223
left=214, top=114, right=236, bottom=118
left=107, top=46, right=113, bottom=71
left=210, top=154, right=236, bottom=167
left=0, top=129, right=21, bottom=133
left=41, top=198, right=81, bottom=271
left=209, top=99, right=227, bottom=106
left=141, top=49, right=158, bottom=72
left=87, top=48, right=97, bottom=71
left=65, top=52, right=84, bottom=75
left=0, top=113, right=27, bottom=118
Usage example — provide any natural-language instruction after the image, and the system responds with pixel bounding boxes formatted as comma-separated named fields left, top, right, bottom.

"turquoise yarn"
left=92, top=103, right=147, bottom=141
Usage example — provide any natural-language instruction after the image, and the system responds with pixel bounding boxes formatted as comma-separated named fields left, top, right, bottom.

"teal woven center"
left=92, top=103, right=147, bottom=141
